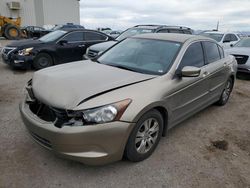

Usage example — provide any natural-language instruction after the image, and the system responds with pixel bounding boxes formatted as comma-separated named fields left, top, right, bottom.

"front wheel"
left=33, top=53, right=53, bottom=70
left=125, top=110, right=163, bottom=162
left=216, top=77, right=233, bottom=106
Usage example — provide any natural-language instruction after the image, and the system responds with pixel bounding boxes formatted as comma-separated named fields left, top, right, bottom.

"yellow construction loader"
left=0, top=16, right=22, bottom=40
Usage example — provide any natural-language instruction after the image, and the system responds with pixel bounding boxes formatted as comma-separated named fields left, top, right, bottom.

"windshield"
left=116, top=28, right=154, bottom=41
left=98, top=38, right=181, bottom=75
left=201, top=33, right=223, bottom=42
left=39, top=30, right=66, bottom=42
left=234, top=38, right=250, bottom=47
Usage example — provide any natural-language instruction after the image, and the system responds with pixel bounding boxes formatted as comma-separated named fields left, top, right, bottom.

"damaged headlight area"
left=67, top=99, right=132, bottom=126
left=18, top=47, right=33, bottom=56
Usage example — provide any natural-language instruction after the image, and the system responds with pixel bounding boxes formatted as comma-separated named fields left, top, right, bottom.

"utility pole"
left=216, top=21, right=219, bottom=31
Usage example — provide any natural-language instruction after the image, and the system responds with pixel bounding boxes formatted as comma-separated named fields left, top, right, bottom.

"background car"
left=21, top=26, right=50, bottom=38
left=85, top=25, right=193, bottom=59
left=51, top=23, right=85, bottom=31
left=20, top=34, right=237, bottom=165
left=1, top=29, right=113, bottom=69
left=201, top=31, right=240, bottom=48
left=225, top=37, right=250, bottom=74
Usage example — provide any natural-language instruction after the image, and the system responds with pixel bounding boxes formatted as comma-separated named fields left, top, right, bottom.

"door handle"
left=203, top=71, right=209, bottom=77
left=78, top=44, right=85, bottom=48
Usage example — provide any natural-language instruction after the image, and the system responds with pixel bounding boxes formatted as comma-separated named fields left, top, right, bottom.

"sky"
left=80, top=0, right=250, bottom=32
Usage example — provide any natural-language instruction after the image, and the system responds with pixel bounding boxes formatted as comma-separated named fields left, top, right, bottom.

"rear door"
left=202, top=41, right=230, bottom=100
left=167, top=41, right=210, bottom=127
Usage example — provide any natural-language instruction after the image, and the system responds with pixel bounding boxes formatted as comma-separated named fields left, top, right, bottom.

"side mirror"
left=180, top=66, right=201, bottom=77
left=59, top=40, right=68, bottom=45
left=230, top=44, right=234, bottom=47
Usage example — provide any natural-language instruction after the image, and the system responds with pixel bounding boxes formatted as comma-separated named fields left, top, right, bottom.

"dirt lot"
left=0, top=39, right=250, bottom=188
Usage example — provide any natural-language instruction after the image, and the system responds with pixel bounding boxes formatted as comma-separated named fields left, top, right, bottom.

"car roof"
left=132, top=33, right=212, bottom=43
left=60, top=29, right=110, bottom=36
left=204, top=31, right=238, bottom=35
left=134, top=24, right=192, bottom=31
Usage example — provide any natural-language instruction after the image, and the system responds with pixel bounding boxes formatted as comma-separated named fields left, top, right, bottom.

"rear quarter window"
left=203, top=41, right=221, bottom=63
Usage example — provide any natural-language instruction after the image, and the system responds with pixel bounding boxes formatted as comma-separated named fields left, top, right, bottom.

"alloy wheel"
left=135, top=118, right=160, bottom=154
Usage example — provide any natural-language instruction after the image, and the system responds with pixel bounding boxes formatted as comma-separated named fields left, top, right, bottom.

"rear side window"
left=63, top=32, right=84, bottom=42
left=179, top=42, right=205, bottom=69
left=157, top=29, right=169, bottom=33
left=183, top=30, right=192, bottom=34
left=168, top=29, right=184, bottom=34
left=85, top=32, right=107, bottom=41
left=203, top=41, right=221, bottom=63
left=230, top=34, right=238, bottom=41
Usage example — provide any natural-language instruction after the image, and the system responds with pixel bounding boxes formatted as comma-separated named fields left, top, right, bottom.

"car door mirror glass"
left=181, top=66, right=201, bottom=77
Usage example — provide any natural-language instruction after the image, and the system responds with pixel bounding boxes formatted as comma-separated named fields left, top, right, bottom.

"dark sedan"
left=1, top=29, right=114, bottom=69
left=21, top=26, right=50, bottom=39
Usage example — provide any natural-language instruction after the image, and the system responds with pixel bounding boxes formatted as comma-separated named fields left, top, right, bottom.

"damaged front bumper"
left=19, top=99, right=134, bottom=165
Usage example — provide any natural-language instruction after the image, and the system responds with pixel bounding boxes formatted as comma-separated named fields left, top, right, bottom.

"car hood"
left=32, top=60, right=156, bottom=109
left=225, top=47, right=250, bottom=56
left=89, top=41, right=117, bottom=52
left=7, top=39, right=44, bottom=48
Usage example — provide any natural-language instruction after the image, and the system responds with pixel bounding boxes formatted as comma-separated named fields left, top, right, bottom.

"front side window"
left=203, top=41, right=221, bottom=63
left=98, top=38, right=181, bottom=75
left=85, top=32, right=107, bottom=41
left=39, top=30, right=66, bottom=42
left=63, top=32, right=84, bottom=42
left=223, top=34, right=231, bottom=42
left=179, top=42, right=205, bottom=69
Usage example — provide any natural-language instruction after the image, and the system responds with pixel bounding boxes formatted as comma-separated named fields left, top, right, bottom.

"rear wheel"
left=125, top=110, right=163, bottom=162
left=33, top=53, right=53, bottom=70
left=4, top=24, right=21, bottom=40
left=216, top=77, right=233, bottom=106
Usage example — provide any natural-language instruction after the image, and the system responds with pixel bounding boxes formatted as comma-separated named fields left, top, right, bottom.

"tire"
left=125, top=109, right=163, bottom=162
left=4, top=24, right=21, bottom=40
left=216, top=77, right=233, bottom=106
left=33, top=53, right=53, bottom=70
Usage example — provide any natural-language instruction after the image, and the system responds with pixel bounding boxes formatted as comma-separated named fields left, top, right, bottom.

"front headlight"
left=68, top=99, right=132, bottom=125
left=18, top=47, right=33, bottom=56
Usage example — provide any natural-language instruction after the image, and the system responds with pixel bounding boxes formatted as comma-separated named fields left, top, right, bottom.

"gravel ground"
left=0, top=39, right=250, bottom=188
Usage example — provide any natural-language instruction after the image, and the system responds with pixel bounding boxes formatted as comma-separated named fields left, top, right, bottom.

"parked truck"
left=0, top=16, right=22, bottom=40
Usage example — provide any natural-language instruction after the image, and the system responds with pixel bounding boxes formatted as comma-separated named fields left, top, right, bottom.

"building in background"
left=0, top=0, right=80, bottom=27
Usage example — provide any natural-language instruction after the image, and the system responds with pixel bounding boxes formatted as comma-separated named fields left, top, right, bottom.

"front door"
left=166, top=42, right=210, bottom=127
left=56, top=31, right=86, bottom=63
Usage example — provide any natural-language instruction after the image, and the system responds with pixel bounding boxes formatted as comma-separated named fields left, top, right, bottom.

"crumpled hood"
left=32, top=60, right=155, bottom=109
left=225, top=47, right=250, bottom=56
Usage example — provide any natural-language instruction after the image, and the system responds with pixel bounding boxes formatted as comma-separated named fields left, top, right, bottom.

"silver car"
left=20, top=34, right=237, bottom=165
left=225, top=37, right=250, bottom=74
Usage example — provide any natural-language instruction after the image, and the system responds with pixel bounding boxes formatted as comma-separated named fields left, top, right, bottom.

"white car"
left=225, top=37, right=250, bottom=74
left=201, top=32, right=240, bottom=49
